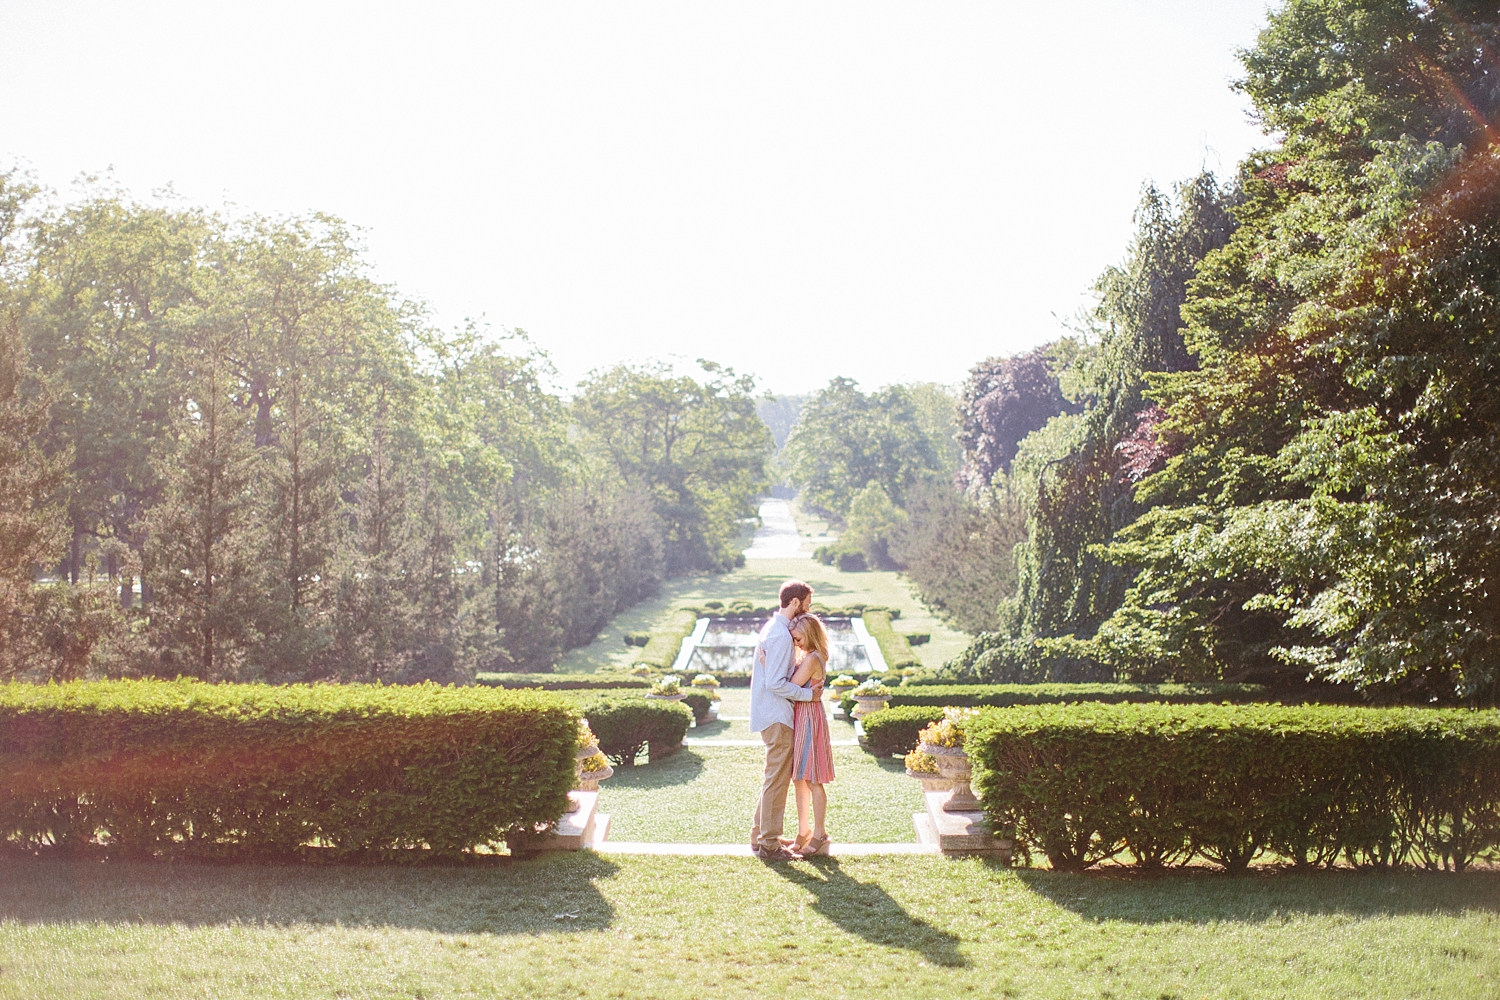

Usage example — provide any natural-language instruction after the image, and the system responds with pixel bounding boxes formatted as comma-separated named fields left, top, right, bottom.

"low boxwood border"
left=967, top=702, right=1500, bottom=872
left=0, top=679, right=578, bottom=861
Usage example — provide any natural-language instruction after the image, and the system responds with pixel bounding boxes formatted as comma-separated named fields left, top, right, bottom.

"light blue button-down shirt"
left=749, top=614, right=815, bottom=733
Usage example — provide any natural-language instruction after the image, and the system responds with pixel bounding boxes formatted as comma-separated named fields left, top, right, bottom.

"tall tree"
left=1095, top=0, right=1500, bottom=699
left=0, top=316, right=66, bottom=677
left=574, top=360, right=769, bottom=574
left=782, top=377, right=942, bottom=518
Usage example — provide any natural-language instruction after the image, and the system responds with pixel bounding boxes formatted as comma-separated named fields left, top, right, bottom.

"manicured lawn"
left=2, top=853, right=1495, bottom=999
left=600, top=687, right=918, bottom=844
left=602, top=745, right=922, bottom=844
left=553, top=500, right=972, bottom=675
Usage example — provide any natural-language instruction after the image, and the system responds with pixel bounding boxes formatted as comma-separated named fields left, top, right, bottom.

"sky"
left=1, top=1, right=1275, bottom=397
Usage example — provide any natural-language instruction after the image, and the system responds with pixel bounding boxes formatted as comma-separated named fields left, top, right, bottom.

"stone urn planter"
left=576, top=762, right=615, bottom=792
left=851, top=695, right=889, bottom=719
left=919, top=742, right=980, bottom=812
left=576, top=741, right=601, bottom=762
left=900, top=755, right=948, bottom=791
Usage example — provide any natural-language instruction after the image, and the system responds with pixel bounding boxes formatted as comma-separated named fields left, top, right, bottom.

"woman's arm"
left=790, top=652, right=824, bottom=687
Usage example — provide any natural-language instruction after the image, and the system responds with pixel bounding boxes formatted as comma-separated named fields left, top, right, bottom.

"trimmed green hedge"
left=863, top=611, right=920, bottom=670
left=968, top=703, right=1500, bottom=872
left=576, top=695, right=692, bottom=767
left=634, top=610, right=701, bottom=670
left=882, top=682, right=1269, bottom=709
left=681, top=691, right=713, bottom=725
left=474, top=673, right=649, bottom=691
left=859, top=706, right=946, bottom=757
left=0, top=679, right=578, bottom=860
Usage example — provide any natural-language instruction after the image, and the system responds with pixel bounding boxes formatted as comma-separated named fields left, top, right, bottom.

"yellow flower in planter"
left=904, top=748, right=940, bottom=774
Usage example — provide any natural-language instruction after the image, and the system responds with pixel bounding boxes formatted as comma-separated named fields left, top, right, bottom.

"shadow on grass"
left=1005, top=863, right=1500, bottom=924
left=0, top=852, right=621, bottom=935
left=772, top=858, right=967, bottom=967
left=689, top=718, right=734, bottom=738
left=609, top=749, right=707, bottom=789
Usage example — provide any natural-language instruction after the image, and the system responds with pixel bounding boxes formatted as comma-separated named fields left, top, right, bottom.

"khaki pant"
left=750, top=722, right=794, bottom=851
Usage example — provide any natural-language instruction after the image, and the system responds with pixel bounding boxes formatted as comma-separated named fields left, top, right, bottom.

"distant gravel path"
left=743, top=498, right=808, bottom=560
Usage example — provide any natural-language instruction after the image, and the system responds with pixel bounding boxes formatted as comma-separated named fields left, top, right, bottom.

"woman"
left=789, top=613, right=835, bottom=855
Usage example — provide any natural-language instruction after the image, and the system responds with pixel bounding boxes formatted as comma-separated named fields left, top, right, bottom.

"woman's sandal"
left=801, top=834, right=831, bottom=856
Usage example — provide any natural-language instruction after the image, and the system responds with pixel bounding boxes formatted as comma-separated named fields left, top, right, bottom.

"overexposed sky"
left=1, top=1, right=1273, bottom=396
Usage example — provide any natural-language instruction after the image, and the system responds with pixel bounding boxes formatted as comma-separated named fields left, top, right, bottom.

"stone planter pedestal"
left=851, top=696, right=889, bottom=719
left=911, top=743, right=1012, bottom=862
left=538, top=791, right=610, bottom=851
left=904, top=768, right=953, bottom=794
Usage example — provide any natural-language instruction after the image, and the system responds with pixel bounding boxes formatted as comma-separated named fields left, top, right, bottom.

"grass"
left=554, top=515, right=973, bottom=676
left=601, top=689, right=920, bottom=843
left=2, top=853, right=1496, bottom=999
left=602, top=746, right=922, bottom=843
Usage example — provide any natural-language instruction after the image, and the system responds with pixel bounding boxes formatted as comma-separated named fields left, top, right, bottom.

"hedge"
left=575, top=695, right=692, bottom=767
left=474, top=673, right=649, bottom=691
left=967, top=703, right=1500, bottom=873
left=862, top=611, right=920, bottom=669
left=882, top=682, right=1269, bottom=708
left=681, top=691, right=713, bottom=725
left=634, top=610, right=701, bottom=670
left=858, top=706, right=946, bottom=757
left=0, top=679, right=578, bottom=860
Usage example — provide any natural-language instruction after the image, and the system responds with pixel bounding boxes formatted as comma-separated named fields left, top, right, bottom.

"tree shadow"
left=608, top=749, right=707, bottom=789
left=771, top=857, right=968, bottom=967
left=0, top=852, right=621, bottom=934
left=1005, top=863, right=1500, bottom=924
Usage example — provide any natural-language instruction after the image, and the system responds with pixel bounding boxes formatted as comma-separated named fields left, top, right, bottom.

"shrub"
left=634, top=610, right=701, bottom=670
left=0, top=679, right=578, bottom=860
left=904, top=632, right=931, bottom=646
left=967, top=703, right=1500, bottom=873
left=623, top=633, right=650, bottom=647
left=858, top=706, right=945, bottom=757
left=943, top=634, right=1112, bottom=683
left=681, top=691, right=713, bottom=724
left=882, top=682, right=1268, bottom=708
left=863, top=611, right=920, bottom=669
left=577, top=696, right=692, bottom=767
left=475, top=673, right=649, bottom=691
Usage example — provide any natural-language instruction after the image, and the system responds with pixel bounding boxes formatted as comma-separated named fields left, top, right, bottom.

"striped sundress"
left=791, top=654, right=835, bottom=783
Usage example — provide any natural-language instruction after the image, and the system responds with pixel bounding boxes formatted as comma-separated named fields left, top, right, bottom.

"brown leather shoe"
left=755, top=845, right=803, bottom=862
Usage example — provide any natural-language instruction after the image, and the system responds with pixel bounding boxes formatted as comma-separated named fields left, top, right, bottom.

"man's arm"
left=761, top=628, right=814, bottom=702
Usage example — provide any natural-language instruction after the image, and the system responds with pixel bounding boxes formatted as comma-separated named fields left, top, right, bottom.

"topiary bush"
left=858, top=706, right=945, bottom=757
left=578, top=696, right=692, bottom=767
left=967, top=703, right=1500, bottom=873
left=0, top=679, right=578, bottom=861
left=681, top=691, right=713, bottom=725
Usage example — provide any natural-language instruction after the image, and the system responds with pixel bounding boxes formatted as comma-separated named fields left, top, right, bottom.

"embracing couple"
left=749, top=580, right=836, bottom=861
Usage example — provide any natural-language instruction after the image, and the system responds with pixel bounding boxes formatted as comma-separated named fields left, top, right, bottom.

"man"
left=749, top=579, right=820, bottom=860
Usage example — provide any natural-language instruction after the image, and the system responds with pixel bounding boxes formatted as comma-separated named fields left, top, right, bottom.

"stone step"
left=539, top=791, right=604, bottom=851
left=916, top=791, right=1013, bottom=860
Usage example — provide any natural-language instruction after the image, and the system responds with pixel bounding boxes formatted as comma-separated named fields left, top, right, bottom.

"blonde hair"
left=791, top=614, right=830, bottom=670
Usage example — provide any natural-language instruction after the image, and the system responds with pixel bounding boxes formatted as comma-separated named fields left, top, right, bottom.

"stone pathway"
left=742, top=498, right=808, bottom=560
